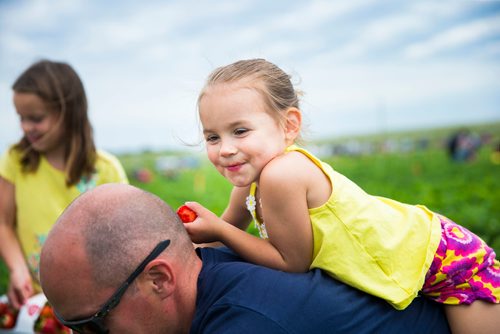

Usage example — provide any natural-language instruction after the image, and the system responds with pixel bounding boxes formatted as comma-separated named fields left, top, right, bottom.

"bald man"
left=40, top=184, right=450, bottom=333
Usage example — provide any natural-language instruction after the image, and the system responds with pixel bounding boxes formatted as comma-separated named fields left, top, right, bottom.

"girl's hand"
left=7, top=265, right=34, bottom=309
left=181, top=202, right=226, bottom=244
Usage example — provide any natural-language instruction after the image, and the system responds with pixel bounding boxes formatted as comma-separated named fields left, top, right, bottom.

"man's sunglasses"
left=54, top=239, right=171, bottom=334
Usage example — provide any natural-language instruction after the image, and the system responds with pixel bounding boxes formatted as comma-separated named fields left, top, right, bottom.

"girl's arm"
left=184, top=202, right=306, bottom=271
left=185, top=153, right=317, bottom=273
left=189, top=186, right=253, bottom=249
left=220, top=186, right=253, bottom=230
left=251, top=154, right=314, bottom=272
left=0, top=177, right=33, bottom=308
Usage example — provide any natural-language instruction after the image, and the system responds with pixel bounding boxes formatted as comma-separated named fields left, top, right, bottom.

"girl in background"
left=184, top=58, right=499, bottom=334
left=0, top=60, right=128, bottom=308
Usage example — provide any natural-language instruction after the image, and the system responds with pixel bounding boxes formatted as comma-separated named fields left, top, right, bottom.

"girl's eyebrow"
left=203, top=120, right=247, bottom=134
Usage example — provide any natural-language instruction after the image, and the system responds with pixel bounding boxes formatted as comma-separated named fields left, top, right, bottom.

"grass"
left=1, top=122, right=499, bottom=295
left=322, top=149, right=500, bottom=252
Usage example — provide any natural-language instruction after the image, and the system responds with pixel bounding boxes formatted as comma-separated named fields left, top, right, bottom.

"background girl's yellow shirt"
left=0, top=148, right=128, bottom=284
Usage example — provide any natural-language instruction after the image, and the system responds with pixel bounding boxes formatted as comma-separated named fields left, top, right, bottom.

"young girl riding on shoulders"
left=183, top=58, right=499, bottom=334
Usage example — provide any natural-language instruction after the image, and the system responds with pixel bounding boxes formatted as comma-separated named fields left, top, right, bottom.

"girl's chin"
left=229, top=179, right=253, bottom=188
left=26, top=135, right=41, bottom=144
left=29, top=142, right=49, bottom=153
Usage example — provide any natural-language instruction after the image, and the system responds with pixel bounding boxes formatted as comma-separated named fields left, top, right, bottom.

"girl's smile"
left=226, top=164, right=244, bottom=172
left=26, top=134, right=42, bottom=144
left=199, top=82, right=289, bottom=187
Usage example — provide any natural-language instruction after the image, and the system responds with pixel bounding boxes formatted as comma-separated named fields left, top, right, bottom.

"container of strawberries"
left=0, top=294, right=70, bottom=334
left=33, top=304, right=70, bottom=334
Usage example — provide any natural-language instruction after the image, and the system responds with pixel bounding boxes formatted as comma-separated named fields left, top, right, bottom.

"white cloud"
left=481, top=40, right=500, bottom=58
left=410, top=1, right=472, bottom=17
left=0, top=0, right=84, bottom=31
left=267, top=0, right=375, bottom=31
left=320, top=1, right=478, bottom=61
left=404, top=14, right=500, bottom=59
left=1, top=0, right=499, bottom=153
left=334, top=14, right=429, bottom=59
left=0, top=32, right=34, bottom=56
left=304, top=60, right=499, bottom=105
left=296, top=58, right=500, bottom=140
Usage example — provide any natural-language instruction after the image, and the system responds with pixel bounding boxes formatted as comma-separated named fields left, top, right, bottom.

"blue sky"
left=1, top=0, right=499, bottom=153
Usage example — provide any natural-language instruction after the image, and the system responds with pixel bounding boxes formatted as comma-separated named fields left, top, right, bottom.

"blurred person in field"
left=447, top=129, right=481, bottom=162
left=490, top=141, right=500, bottom=165
left=0, top=60, right=128, bottom=309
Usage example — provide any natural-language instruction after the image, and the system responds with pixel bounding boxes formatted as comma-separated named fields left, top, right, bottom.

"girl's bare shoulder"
left=261, top=151, right=319, bottom=189
left=265, top=151, right=317, bottom=176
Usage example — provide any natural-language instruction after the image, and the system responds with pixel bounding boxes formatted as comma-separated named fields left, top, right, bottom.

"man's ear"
left=284, top=107, right=302, bottom=143
left=141, top=259, right=175, bottom=299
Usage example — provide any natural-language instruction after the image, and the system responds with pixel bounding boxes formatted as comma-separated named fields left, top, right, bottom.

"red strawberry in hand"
left=177, top=205, right=197, bottom=223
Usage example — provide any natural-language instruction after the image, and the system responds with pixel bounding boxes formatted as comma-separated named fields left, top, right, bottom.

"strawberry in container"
left=0, top=302, right=18, bottom=329
left=0, top=302, right=19, bottom=329
left=34, top=303, right=71, bottom=334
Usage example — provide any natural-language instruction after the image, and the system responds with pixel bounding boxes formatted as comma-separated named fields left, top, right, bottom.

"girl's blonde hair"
left=12, top=59, right=96, bottom=186
left=198, top=59, right=303, bottom=139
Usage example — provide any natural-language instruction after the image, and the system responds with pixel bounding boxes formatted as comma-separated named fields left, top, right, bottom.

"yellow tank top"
left=0, top=147, right=128, bottom=291
left=247, top=145, right=442, bottom=309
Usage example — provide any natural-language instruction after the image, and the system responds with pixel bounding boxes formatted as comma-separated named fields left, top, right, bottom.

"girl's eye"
left=19, top=115, right=44, bottom=124
left=205, top=134, right=220, bottom=143
left=234, top=128, right=248, bottom=136
left=30, top=116, right=44, bottom=123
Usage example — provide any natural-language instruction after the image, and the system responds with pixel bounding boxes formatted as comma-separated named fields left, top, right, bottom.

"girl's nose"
left=21, top=120, right=34, bottom=134
left=220, top=140, right=237, bottom=157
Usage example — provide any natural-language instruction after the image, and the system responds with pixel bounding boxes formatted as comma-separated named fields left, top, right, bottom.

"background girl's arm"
left=0, top=177, right=33, bottom=308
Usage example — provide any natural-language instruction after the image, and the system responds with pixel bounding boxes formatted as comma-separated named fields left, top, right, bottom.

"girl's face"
left=14, top=92, right=65, bottom=155
left=199, top=82, right=289, bottom=187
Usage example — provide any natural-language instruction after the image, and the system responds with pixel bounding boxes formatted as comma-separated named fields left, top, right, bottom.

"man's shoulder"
left=196, top=247, right=268, bottom=296
left=193, top=248, right=293, bottom=333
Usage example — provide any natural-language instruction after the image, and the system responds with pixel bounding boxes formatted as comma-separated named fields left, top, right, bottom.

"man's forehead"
left=41, top=237, right=96, bottom=316
left=47, top=275, right=108, bottom=321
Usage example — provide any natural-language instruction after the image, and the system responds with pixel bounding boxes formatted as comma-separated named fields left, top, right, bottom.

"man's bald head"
left=39, top=183, right=194, bottom=319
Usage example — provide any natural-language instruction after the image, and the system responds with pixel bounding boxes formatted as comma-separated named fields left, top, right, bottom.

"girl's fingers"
left=184, top=201, right=205, bottom=213
left=7, top=288, right=23, bottom=309
left=185, top=202, right=218, bottom=220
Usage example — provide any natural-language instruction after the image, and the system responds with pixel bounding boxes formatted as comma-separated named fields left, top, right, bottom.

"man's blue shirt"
left=190, top=247, right=450, bottom=333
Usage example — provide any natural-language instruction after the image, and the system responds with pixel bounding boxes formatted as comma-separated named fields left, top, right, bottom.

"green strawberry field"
left=1, top=123, right=499, bottom=294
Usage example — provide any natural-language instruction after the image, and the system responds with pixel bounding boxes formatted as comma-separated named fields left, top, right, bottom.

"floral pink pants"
left=421, top=215, right=500, bottom=304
